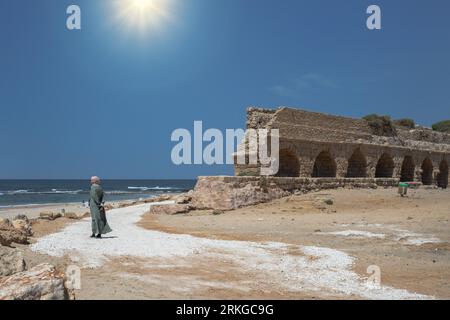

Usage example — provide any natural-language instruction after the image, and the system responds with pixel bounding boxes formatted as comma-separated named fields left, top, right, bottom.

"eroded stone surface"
left=12, top=215, right=33, bottom=236
left=0, top=263, right=66, bottom=300
left=190, top=176, right=394, bottom=210
left=0, top=224, right=28, bottom=246
left=0, top=246, right=26, bottom=276
left=149, top=204, right=194, bottom=215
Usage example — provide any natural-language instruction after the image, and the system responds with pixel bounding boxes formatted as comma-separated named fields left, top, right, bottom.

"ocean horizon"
left=0, top=179, right=196, bottom=207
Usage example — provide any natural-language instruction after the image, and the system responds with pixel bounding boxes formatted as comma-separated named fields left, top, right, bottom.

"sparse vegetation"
left=432, top=120, right=450, bottom=133
left=394, top=118, right=415, bottom=129
left=362, top=114, right=397, bottom=137
left=237, top=170, right=259, bottom=177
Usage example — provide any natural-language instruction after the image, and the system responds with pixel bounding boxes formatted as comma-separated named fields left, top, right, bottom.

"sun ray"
left=113, top=0, right=172, bottom=35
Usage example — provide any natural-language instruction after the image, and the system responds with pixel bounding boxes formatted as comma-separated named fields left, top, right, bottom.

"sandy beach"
left=0, top=198, right=145, bottom=220
left=3, top=186, right=448, bottom=300
left=0, top=203, right=88, bottom=220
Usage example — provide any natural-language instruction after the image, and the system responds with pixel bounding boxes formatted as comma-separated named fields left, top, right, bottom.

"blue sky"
left=1, top=0, right=449, bottom=179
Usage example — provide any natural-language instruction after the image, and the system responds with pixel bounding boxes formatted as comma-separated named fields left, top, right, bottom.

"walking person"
left=89, top=176, right=112, bottom=238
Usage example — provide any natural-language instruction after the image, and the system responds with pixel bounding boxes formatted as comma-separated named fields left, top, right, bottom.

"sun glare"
left=114, top=0, right=172, bottom=34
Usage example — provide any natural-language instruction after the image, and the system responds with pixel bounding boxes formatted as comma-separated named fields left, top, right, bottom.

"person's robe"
left=90, top=183, right=112, bottom=235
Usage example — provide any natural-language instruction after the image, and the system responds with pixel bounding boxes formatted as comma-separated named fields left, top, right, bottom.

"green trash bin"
left=398, top=182, right=408, bottom=197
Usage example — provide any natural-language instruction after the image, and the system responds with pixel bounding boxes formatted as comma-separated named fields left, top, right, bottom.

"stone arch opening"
left=312, top=151, right=336, bottom=177
left=437, top=160, right=449, bottom=189
left=400, top=156, right=415, bottom=182
left=275, top=148, right=300, bottom=177
left=421, top=158, right=433, bottom=185
left=375, top=153, right=395, bottom=178
left=346, top=149, right=367, bottom=178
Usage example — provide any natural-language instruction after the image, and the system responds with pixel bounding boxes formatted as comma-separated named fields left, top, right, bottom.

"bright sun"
left=114, top=0, right=172, bottom=34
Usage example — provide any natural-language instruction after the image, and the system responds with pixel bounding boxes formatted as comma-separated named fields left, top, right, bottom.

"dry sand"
left=138, top=187, right=450, bottom=299
left=6, top=187, right=450, bottom=300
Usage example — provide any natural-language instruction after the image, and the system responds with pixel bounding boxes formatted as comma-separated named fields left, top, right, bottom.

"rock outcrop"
left=0, top=217, right=10, bottom=229
left=12, top=215, right=33, bottom=236
left=191, top=176, right=291, bottom=210
left=39, top=212, right=62, bottom=220
left=188, top=176, right=398, bottom=211
left=0, top=264, right=67, bottom=300
left=172, top=194, right=192, bottom=204
left=0, top=246, right=26, bottom=276
left=64, top=212, right=82, bottom=219
left=149, top=204, right=194, bottom=215
left=0, top=215, right=70, bottom=300
left=0, top=218, right=29, bottom=246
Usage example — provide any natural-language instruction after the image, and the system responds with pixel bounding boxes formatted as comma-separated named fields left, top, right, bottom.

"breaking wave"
left=127, top=186, right=181, bottom=191
left=0, top=189, right=85, bottom=196
left=0, top=187, right=184, bottom=197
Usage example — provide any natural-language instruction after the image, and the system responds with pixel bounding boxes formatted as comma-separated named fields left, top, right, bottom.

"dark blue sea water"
left=0, top=180, right=196, bottom=207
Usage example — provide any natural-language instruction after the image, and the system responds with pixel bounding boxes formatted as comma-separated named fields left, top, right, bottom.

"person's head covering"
left=90, top=176, right=101, bottom=184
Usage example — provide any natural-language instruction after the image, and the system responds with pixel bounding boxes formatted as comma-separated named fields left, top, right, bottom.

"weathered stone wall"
left=269, top=107, right=450, bottom=148
left=247, top=108, right=277, bottom=129
left=191, top=176, right=398, bottom=210
left=235, top=107, right=450, bottom=188
left=397, top=127, right=450, bottom=146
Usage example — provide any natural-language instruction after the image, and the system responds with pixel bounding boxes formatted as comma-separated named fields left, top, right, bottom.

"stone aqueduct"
left=274, top=140, right=448, bottom=188
left=234, top=107, right=450, bottom=189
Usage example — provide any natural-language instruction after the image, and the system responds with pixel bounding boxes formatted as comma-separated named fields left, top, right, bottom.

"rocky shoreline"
left=0, top=193, right=187, bottom=300
left=0, top=215, right=69, bottom=300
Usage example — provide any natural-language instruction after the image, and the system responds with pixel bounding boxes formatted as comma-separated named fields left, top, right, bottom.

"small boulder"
left=0, top=263, right=67, bottom=300
left=12, top=215, right=33, bottom=236
left=0, top=218, right=12, bottom=229
left=39, top=212, right=52, bottom=220
left=173, top=194, right=192, bottom=204
left=143, top=195, right=173, bottom=204
left=0, top=219, right=28, bottom=246
left=149, top=204, right=194, bottom=215
left=39, top=212, right=62, bottom=220
left=80, top=212, right=91, bottom=219
left=0, top=228, right=28, bottom=246
left=0, top=246, right=26, bottom=276
left=0, top=233, right=11, bottom=247
left=212, top=209, right=224, bottom=215
left=63, top=212, right=80, bottom=220
left=13, top=214, right=28, bottom=220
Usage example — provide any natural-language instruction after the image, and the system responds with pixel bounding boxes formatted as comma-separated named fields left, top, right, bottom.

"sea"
left=0, top=180, right=196, bottom=208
